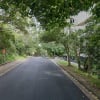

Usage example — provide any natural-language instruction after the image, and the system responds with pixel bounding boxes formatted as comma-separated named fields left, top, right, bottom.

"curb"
left=51, top=59, right=99, bottom=100
left=0, top=61, right=11, bottom=66
left=0, top=60, right=25, bottom=77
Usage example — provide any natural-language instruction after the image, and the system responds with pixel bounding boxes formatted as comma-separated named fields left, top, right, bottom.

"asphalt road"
left=0, top=57, right=89, bottom=100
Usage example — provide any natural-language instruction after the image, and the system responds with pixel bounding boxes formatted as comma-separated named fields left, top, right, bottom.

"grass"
left=57, top=60, right=100, bottom=88
left=57, top=60, right=68, bottom=66
left=74, top=68, right=100, bottom=88
left=15, top=55, right=26, bottom=60
left=0, top=53, right=26, bottom=64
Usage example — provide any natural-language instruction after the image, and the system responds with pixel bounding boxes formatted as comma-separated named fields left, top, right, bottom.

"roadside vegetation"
left=57, top=59, right=100, bottom=99
left=0, top=22, right=39, bottom=64
left=0, top=10, right=42, bottom=64
left=40, top=16, right=100, bottom=78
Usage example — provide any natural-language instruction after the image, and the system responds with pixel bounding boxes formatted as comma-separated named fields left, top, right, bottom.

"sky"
left=72, top=11, right=91, bottom=30
left=64, top=11, right=91, bottom=32
left=73, top=11, right=91, bottom=25
left=33, top=11, right=91, bottom=31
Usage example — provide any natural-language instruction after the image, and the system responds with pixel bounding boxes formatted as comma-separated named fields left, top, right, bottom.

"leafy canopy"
left=0, top=0, right=99, bottom=28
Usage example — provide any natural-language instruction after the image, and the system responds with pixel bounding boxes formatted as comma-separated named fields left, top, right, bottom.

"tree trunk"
left=77, top=56, right=81, bottom=70
left=74, top=47, right=81, bottom=70
left=67, top=50, right=71, bottom=66
left=87, top=54, right=92, bottom=74
left=64, top=43, right=71, bottom=66
left=83, top=57, right=88, bottom=72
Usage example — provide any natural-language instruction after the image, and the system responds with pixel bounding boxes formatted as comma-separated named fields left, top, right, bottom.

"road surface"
left=0, top=57, right=89, bottom=100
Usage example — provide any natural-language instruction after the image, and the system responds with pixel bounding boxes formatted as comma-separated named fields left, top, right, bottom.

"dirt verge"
left=60, top=65, right=100, bottom=100
left=0, top=60, right=25, bottom=77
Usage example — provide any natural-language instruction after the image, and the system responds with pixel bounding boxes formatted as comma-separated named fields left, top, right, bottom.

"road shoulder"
left=51, top=59, right=99, bottom=100
left=0, top=59, right=25, bottom=77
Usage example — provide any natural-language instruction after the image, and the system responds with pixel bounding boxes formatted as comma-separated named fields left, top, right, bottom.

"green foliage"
left=0, top=0, right=99, bottom=28
left=68, top=16, right=100, bottom=76
left=42, top=42, right=65, bottom=56
left=0, top=19, right=38, bottom=64
left=57, top=60, right=68, bottom=66
left=84, top=17, right=100, bottom=72
left=0, top=24, right=15, bottom=49
left=40, top=28, right=60, bottom=42
left=92, top=2, right=100, bottom=18
left=15, top=33, right=37, bottom=56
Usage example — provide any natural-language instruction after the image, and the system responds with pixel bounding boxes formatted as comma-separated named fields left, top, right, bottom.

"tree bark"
left=64, top=43, right=71, bottom=66
left=87, top=54, right=92, bottom=74
left=74, top=47, right=81, bottom=70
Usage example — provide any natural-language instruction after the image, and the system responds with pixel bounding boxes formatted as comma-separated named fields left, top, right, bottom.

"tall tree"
left=0, top=0, right=99, bottom=28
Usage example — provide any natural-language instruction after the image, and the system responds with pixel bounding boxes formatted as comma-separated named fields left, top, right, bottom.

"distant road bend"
left=0, top=57, right=89, bottom=100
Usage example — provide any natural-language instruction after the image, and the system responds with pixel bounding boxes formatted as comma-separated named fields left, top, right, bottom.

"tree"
left=83, top=16, right=100, bottom=74
left=40, top=26, right=72, bottom=65
left=69, top=30, right=82, bottom=69
left=42, top=42, right=65, bottom=56
left=0, top=24, right=15, bottom=49
left=0, top=0, right=99, bottom=28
